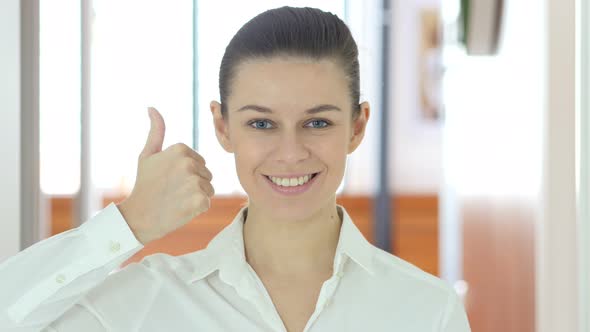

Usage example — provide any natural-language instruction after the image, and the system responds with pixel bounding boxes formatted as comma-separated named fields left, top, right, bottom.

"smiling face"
left=211, top=56, right=369, bottom=222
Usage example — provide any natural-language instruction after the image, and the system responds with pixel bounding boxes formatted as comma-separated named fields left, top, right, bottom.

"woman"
left=0, top=6, right=470, bottom=332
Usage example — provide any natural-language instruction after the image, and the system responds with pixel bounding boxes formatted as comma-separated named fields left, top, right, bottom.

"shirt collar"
left=333, top=206, right=376, bottom=276
left=181, top=205, right=375, bottom=285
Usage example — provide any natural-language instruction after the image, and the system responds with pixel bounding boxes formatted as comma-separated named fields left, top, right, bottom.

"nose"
left=274, top=130, right=310, bottom=164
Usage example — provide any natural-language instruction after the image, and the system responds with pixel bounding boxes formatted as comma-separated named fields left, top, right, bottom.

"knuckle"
left=171, top=143, right=188, bottom=155
left=168, top=143, right=181, bottom=152
left=204, top=167, right=213, bottom=180
left=177, top=157, right=196, bottom=173
left=196, top=153, right=206, bottom=164
left=196, top=177, right=209, bottom=190
left=197, top=178, right=213, bottom=196
left=187, top=175, right=201, bottom=188
left=182, top=158, right=196, bottom=172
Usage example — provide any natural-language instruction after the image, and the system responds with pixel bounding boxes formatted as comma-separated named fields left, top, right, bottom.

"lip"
left=262, top=172, right=321, bottom=196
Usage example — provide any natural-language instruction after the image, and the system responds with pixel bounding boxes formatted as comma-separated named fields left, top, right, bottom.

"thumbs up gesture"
left=117, top=107, right=214, bottom=245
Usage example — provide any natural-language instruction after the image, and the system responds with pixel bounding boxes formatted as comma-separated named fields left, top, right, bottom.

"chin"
left=239, top=170, right=341, bottom=220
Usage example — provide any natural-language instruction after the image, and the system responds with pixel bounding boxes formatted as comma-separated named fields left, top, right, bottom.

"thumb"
left=140, top=107, right=166, bottom=159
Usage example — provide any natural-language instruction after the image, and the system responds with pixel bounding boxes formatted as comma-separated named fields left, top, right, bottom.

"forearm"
left=0, top=203, right=143, bottom=331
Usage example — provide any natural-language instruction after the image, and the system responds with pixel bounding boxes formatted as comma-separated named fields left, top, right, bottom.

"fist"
left=117, top=107, right=214, bottom=245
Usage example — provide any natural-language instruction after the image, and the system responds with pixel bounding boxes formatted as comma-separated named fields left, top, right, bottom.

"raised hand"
left=117, top=107, right=214, bottom=245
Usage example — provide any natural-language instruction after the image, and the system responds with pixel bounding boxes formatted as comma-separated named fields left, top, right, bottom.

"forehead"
left=227, top=56, right=350, bottom=113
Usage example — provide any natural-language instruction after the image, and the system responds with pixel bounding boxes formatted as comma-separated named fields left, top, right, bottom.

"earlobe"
left=210, top=101, right=234, bottom=153
left=347, top=102, right=370, bottom=154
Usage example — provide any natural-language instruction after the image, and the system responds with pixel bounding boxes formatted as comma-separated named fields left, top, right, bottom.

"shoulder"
left=368, top=246, right=455, bottom=299
left=349, top=246, right=463, bottom=325
left=135, top=249, right=210, bottom=280
left=84, top=250, right=208, bottom=304
left=95, top=248, right=210, bottom=288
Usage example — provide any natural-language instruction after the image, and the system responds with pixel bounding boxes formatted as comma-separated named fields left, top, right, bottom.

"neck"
left=243, top=198, right=342, bottom=278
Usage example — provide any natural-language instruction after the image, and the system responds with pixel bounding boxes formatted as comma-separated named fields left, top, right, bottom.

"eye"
left=248, top=119, right=274, bottom=130
left=305, top=119, right=330, bottom=129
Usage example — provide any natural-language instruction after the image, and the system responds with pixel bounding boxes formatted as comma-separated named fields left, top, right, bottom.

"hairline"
left=221, top=53, right=357, bottom=118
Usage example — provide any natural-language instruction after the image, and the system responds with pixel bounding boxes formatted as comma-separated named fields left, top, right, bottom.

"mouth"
left=262, top=172, right=321, bottom=196
left=263, top=172, right=320, bottom=186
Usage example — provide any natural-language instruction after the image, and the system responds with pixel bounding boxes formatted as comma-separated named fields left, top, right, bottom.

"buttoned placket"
left=306, top=276, right=343, bottom=331
left=301, top=257, right=347, bottom=332
left=220, top=235, right=286, bottom=332
left=227, top=208, right=353, bottom=332
left=243, top=263, right=289, bottom=332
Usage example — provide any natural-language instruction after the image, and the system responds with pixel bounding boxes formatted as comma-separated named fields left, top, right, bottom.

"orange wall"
left=462, top=197, right=535, bottom=332
left=49, top=195, right=439, bottom=276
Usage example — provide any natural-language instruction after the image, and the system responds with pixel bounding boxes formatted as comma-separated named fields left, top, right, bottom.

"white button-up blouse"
left=0, top=203, right=471, bottom=331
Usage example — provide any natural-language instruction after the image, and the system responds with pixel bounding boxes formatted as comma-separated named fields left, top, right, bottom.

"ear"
left=347, top=102, right=370, bottom=154
left=210, top=101, right=234, bottom=153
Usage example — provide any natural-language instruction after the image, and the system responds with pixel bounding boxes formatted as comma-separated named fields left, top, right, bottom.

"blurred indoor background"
left=0, top=0, right=587, bottom=331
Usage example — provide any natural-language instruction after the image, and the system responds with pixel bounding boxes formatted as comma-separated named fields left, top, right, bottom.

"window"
left=39, top=0, right=80, bottom=195
left=90, top=1, right=194, bottom=195
left=40, top=1, right=380, bottom=201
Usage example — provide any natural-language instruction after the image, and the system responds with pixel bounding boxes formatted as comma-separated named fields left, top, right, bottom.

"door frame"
left=577, top=0, right=590, bottom=330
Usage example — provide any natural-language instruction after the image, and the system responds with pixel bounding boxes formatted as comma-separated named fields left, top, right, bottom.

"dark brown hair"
left=219, top=6, right=361, bottom=117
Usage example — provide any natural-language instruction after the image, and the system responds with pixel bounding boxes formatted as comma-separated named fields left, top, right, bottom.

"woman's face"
left=211, top=56, right=369, bottom=221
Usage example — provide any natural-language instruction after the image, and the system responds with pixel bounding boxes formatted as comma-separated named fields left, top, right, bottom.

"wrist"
left=117, top=199, right=153, bottom=245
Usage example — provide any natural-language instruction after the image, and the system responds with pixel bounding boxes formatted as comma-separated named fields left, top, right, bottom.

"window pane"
left=91, top=0, right=193, bottom=195
left=39, top=0, right=81, bottom=195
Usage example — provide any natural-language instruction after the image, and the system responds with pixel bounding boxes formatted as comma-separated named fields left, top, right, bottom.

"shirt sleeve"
left=441, top=289, right=472, bottom=332
left=0, top=203, right=144, bottom=331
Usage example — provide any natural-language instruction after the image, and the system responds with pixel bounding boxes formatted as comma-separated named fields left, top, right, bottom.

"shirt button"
left=110, top=241, right=121, bottom=253
left=337, top=271, right=344, bottom=278
left=324, top=298, right=332, bottom=308
left=55, top=274, right=66, bottom=284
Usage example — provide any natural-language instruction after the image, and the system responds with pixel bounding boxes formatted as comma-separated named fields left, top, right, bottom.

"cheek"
left=232, top=136, right=273, bottom=178
left=310, top=136, right=348, bottom=184
left=312, top=134, right=349, bottom=160
left=234, top=146, right=264, bottom=168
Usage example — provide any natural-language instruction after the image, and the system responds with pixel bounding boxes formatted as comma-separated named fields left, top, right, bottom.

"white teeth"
left=269, top=174, right=315, bottom=187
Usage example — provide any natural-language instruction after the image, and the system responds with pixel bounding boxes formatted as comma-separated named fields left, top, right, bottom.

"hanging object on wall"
left=419, top=9, right=443, bottom=121
left=459, top=0, right=505, bottom=55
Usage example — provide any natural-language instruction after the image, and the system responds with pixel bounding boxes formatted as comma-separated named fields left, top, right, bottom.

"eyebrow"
left=236, top=104, right=342, bottom=114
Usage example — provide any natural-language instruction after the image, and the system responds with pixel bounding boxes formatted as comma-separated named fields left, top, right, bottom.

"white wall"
left=390, top=0, right=442, bottom=194
left=0, top=0, right=21, bottom=261
left=341, top=0, right=382, bottom=195
left=579, top=0, right=590, bottom=330
left=537, top=0, right=579, bottom=330
left=439, top=0, right=545, bottom=297
left=442, top=0, right=580, bottom=329
left=438, top=0, right=579, bottom=329
left=442, top=1, right=544, bottom=198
